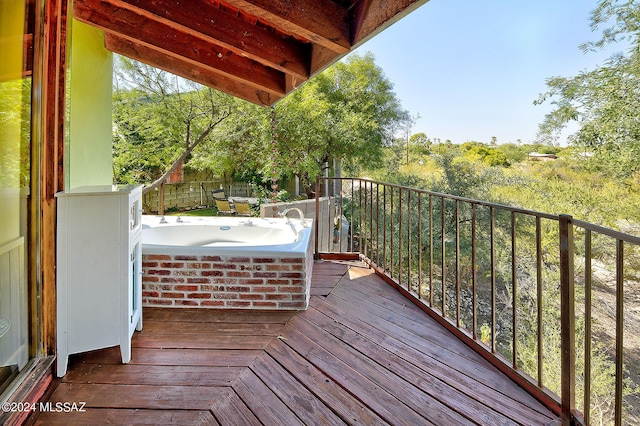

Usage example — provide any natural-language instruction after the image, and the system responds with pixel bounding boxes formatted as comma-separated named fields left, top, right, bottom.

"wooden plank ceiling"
left=73, top=0, right=428, bottom=105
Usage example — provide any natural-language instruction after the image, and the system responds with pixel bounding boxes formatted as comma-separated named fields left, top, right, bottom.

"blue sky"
left=350, top=0, right=624, bottom=145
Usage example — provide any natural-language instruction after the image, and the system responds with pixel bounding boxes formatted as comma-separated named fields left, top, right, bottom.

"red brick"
left=226, top=301, right=251, bottom=308
left=186, top=262, right=212, bottom=269
left=266, top=294, right=290, bottom=300
left=147, top=269, right=171, bottom=276
left=201, top=300, right=225, bottom=307
left=213, top=263, right=237, bottom=269
left=226, top=271, right=251, bottom=278
left=174, top=285, right=198, bottom=291
left=145, top=299, right=173, bottom=305
left=160, top=262, right=184, bottom=268
left=187, top=278, right=210, bottom=284
left=279, top=301, right=306, bottom=309
left=142, top=262, right=158, bottom=268
left=142, top=291, right=160, bottom=298
left=281, top=258, right=303, bottom=263
left=176, top=300, right=199, bottom=306
left=188, top=292, right=212, bottom=299
left=252, top=301, right=277, bottom=308
left=202, top=270, right=224, bottom=277
left=147, top=284, right=172, bottom=291
left=213, top=278, right=237, bottom=285
left=175, top=255, right=198, bottom=261
left=200, top=255, right=222, bottom=261
left=266, top=279, right=289, bottom=285
left=228, top=257, right=251, bottom=263
left=251, top=286, right=276, bottom=293
left=162, top=292, right=185, bottom=299
left=280, top=272, right=303, bottom=279
left=160, top=277, right=185, bottom=283
left=143, top=276, right=159, bottom=283
left=146, top=254, right=171, bottom=261
left=240, top=293, right=264, bottom=300
left=239, top=264, right=262, bottom=271
left=253, top=258, right=276, bottom=263
left=213, top=293, right=238, bottom=300
left=278, top=286, right=305, bottom=293
left=266, top=265, right=290, bottom=271
left=254, top=272, right=277, bottom=278
left=201, top=285, right=225, bottom=291
left=239, top=278, right=264, bottom=285
left=227, top=286, right=250, bottom=292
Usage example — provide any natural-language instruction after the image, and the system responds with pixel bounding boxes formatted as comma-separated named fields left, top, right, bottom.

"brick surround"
left=142, top=253, right=313, bottom=310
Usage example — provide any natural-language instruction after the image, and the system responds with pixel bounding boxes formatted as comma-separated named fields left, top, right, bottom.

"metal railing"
left=315, top=177, right=640, bottom=426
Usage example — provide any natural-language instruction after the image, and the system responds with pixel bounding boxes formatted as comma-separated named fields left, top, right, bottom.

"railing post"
left=559, top=214, right=576, bottom=425
left=314, top=175, right=320, bottom=260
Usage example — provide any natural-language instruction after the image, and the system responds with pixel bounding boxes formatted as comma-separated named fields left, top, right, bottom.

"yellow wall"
left=0, top=0, right=26, bottom=246
left=68, top=20, right=113, bottom=189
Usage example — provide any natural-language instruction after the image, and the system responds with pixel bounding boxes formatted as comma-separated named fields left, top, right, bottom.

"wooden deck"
left=33, top=260, right=559, bottom=425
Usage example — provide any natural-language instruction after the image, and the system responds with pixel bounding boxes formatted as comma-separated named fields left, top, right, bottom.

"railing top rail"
left=321, top=177, right=640, bottom=245
left=572, top=217, right=640, bottom=245
left=321, top=177, right=559, bottom=220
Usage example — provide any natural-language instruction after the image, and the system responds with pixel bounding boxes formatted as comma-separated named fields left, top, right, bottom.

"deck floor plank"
left=250, top=353, right=347, bottom=425
left=264, top=338, right=390, bottom=425
left=279, top=323, right=438, bottom=425
left=31, top=260, right=560, bottom=425
left=327, top=286, right=528, bottom=393
left=306, top=297, right=554, bottom=425
left=34, top=408, right=217, bottom=425
left=286, top=313, right=474, bottom=425
left=141, top=320, right=289, bottom=335
left=46, top=383, right=227, bottom=410
left=63, top=364, right=240, bottom=387
left=233, top=369, right=306, bottom=426
left=211, top=389, right=261, bottom=426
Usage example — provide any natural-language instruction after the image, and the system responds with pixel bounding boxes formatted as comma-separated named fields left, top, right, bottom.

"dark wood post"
left=559, top=214, right=576, bottom=425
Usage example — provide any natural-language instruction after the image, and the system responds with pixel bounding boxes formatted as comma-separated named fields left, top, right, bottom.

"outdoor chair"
left=211, top=189, right=227, bottom=200
left=234, top=200, right=252, bottom=217
left=215, top=199, right=235, bottom=216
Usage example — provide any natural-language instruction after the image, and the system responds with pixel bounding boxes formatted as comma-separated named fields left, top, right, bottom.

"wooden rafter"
left=74, top=0, right=287, bottom=96
left=72, top=0, right=430, bottom=105
left=223, top=0, right=351, bottom=54
left=115, top=0, right=311, bottom=80
left=106, top=34, right=281, bottom=105
left=351, top=0, right=429, bottom=46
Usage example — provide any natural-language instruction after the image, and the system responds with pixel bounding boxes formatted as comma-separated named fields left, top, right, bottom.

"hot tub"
left=141, top=215, right=314, bottom=310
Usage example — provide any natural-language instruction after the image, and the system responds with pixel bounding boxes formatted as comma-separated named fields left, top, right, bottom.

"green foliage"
left=112, top=57, right=236, bottom=191
left=536, top=0, right=640, bottom=179
left=272, top=52, right=410, bottom=194
left=113, top=53, right=408, bottom=196
left=460, top=141, right=510, bottom=167
left=366, top=135, right=640, bottom=422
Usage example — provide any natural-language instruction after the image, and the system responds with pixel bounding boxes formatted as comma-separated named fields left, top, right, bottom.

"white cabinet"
left=55, top=185, right=143, bottom=377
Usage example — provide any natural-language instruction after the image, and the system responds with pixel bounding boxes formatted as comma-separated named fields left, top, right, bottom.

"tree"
left=113, top=52, right=409, bottom=200
left=535, top=0, right=640, bottom=180
left=272, top=52, right=410, bottom=195
left=113, top=57, right=236, bottom=199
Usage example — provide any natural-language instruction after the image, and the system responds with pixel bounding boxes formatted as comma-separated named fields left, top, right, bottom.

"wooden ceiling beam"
left=106, top=34, right=280, bottom=105
left=222, top=0, right=351, bottom=54
left=350, top=0, right=429, bottom=46
left=74, top=0, right=286, bottom=96
left=115, top=0, right=311, bottom=80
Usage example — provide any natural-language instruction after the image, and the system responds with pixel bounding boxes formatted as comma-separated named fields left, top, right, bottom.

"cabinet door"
left=129, top=193, right=142, bottom=234
left=129, top=240, right=143, bottom=333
